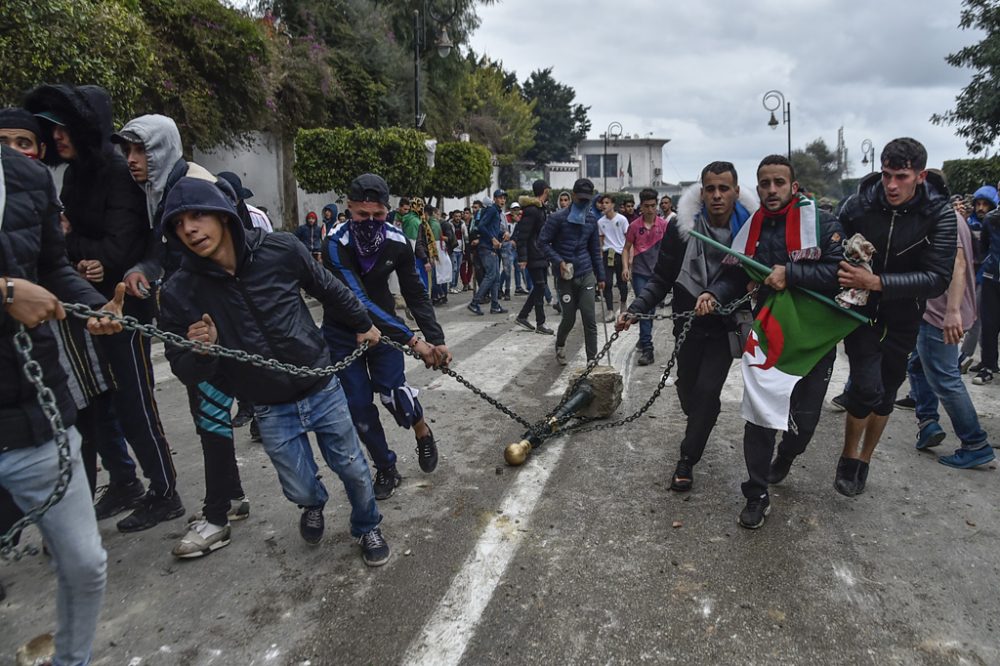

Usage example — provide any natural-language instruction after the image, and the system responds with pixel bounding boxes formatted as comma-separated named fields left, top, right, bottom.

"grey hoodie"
left=115, top=114, right=183, bottom=227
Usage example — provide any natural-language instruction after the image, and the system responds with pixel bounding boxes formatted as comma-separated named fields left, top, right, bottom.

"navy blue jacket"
left=538, top=205, right=606, bottom=282
left=476, top=203, right=504, bottom=248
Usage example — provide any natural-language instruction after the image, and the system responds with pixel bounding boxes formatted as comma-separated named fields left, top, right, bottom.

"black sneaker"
left=415, top=428, right=438, bottom=473
left=973, top=368, right=994, bottom=385
left=490, top=305, right=508, bottom=314
left=833, top=456, right=861, bottom=497
left=299, top=506, right=324, bottom=545
left=738, top=494, right=771, bottom=529
left=637, top=348, right=655, bottom=366
left=894, top=396, right=915, bottom=410
left=552, top=301, right=562, bottom=314
left=854, top=461, right=870, bottom=495
left=467, top=302, right=484, bottom=316
left=359, top=526, right=390, bottom=567
left=767, top=454, right=795, bottom=485
left=535, top=323, right=554, bottom=335
left=829, top=392, right=847, bottom=412
left=514, top=317, right=535, bottom=332
left=969, top=361, right=985, bottom=374
left=93, top=479, right=146, bottom=520
left=373, top=466, right=402, bottom=500
left=116, top=490, right=184, bottom=533
left=670, top=458, right=694, bottom=492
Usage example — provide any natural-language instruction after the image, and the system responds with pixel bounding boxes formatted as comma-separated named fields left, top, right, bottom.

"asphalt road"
left=2, top=292, right=999, bottom=666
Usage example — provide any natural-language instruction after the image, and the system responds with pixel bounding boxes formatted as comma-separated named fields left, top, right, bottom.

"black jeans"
left=186, top=382, right=245, bottom=526
left=742, top=348, right=835, bottom=498
left=76, top=390, right=132, bottom=494
left=518, top=266, right=548, bottom=325
left=602, top=250, right=627, bottom=311
left=979, top=279, right=1000, bottom=371
left=843, top=317, right=920, bottom=418
left=674, top=331, right=733, bottom=464
left=101, top=318, right=177, bottom=498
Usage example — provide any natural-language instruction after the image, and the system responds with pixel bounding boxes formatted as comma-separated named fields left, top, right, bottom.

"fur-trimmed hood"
left=518, top=194, right=543, bottom=209
left=675, top=182, right=759, bottom=240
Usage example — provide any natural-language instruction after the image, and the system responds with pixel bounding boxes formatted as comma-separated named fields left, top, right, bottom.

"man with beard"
left=708, top=155, right=844, bottom=528
left=618, top=162, right=756, bottom=491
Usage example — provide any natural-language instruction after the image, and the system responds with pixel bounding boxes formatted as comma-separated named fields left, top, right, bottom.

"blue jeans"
left=500, top=242, right=514, bottom=295
left=0, top=428, right=107, bottom=666
left=908, top=320, right=990, bottom=450
left=252, top=377, right=382, bottom=537
left=451, top=250, right=463, bottom=287
left=473, top=247, right=501, bottom=308
left=631, top=273, right=655, bottom=350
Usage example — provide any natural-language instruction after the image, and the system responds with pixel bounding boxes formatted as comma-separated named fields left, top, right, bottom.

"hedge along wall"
left=294, top=127, right=431, bottom=196
left=943, top=157, right=1000, bottom=196
left=428, top=141, right=492, bottom=199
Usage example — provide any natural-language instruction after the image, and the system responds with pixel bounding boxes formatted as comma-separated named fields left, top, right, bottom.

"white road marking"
left=402, top=338, right=634, bottom=666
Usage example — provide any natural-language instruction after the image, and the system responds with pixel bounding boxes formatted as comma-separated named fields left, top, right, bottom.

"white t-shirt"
left=598, top=213, right=629, bottom=254
left=246, top=203, right=273, bottom=233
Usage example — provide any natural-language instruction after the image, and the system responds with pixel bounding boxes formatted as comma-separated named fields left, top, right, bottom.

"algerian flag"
left=741, top=284, right=860, bottom=430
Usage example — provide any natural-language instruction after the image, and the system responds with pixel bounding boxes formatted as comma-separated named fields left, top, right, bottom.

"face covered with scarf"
left=347, top=200, right=389, bottom=273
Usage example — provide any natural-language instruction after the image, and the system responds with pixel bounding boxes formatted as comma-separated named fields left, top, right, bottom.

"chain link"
left=2, top=291, right=757, bottom=558
left=1, top=327, right=75, bottom=561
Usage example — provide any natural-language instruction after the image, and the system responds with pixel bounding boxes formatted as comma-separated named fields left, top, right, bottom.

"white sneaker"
left=604, top=311, right=616, bottom=323
left=172, top=519, right=231, bottom=559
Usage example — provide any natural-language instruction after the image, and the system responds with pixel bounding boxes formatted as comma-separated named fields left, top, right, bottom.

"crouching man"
left=157, top=176, right=391, bottom=566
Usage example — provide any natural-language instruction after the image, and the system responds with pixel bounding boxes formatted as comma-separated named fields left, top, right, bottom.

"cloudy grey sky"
left=469, top=0, right=981, bottom=186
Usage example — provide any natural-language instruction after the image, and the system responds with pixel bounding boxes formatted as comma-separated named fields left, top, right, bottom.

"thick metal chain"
left=1, top=327, right=74, bottom=561
left=61, top=302, right=369, bottom=378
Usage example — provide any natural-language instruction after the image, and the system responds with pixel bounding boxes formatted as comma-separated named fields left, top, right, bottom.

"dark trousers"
left=518, top=266, right=548, bottom=325
left=77, top=391, right=131, bottom=494
left=980, top=279, right=1000, bottom=370
left=674, top=332, right=733, bottom=464
left=741, top=348, right=835, bottom=498
left=843, top=318, right=919, bottom=418
left=99, top=297, right=177, bottom=497
left=602, top=250, right=628, bottom=311
left=187, top=382, right=244, bottom=526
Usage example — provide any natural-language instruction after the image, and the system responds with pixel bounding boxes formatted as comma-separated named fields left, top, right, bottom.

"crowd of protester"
left=0, top=79, right=995, bottom=665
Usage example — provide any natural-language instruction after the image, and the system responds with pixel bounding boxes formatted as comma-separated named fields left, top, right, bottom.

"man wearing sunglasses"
left=322, top=174, right=451, bottom=500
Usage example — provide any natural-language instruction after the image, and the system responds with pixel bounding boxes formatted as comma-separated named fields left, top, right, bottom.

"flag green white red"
left=741, top=285, right=860, bottom=430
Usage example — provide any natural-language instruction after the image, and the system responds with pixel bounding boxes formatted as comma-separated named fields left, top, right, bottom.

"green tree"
left=137, top=0, right=272, bottom=149
left=791, top=138, right=844, bottom=198
left=932, top=0, right=1000, bottom=153
left=522, top=68, right=591, bottom=164
left=457, top=58, right=536, bottom=159
left=429, top=141, right=492, bottom=197
left=0, top=0, right=155, bottom=121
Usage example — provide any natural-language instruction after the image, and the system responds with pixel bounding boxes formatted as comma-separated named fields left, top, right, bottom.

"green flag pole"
left=689, top=230, right=869, bottom=325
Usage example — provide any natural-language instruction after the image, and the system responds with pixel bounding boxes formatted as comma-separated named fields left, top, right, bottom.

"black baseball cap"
left=493, top=189, right=507, bottom=198
left=216, top=171, right=254, bottom=200
left=572, top=178, right=595, bottom=200
left=349, top=173, right=390, bottom=207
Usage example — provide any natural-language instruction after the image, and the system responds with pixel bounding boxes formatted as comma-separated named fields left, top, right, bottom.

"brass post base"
left=504, top=439, right=533, bottom=466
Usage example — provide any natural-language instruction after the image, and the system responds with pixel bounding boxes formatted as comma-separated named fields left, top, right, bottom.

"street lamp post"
left=413, top=1, right=460, bottom=129
left=762, top=89, right=791, bottom=161
left=860, top=139, right=875, bottom=173
left=602, top=121, right=622, bottom=193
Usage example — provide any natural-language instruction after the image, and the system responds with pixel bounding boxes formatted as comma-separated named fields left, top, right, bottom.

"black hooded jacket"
left=514, top=195, right=549, bottom=269
left=838, top=171, right=956, bottom=322
left=0, top=146, right=107, bottom=450
left=157, top=177, right=373, bottom=405
left=24, top=85, right=148, bottom=299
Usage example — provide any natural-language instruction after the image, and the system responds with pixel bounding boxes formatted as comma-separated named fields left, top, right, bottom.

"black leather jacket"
left=514, top=196, right=549, bottom=270
left=838, top=171, right=956, bottom=322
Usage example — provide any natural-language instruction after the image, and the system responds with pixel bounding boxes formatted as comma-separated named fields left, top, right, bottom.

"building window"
left=604, top=154, right=618, bottom=179
left=585, top=154, right=602, bottom=178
